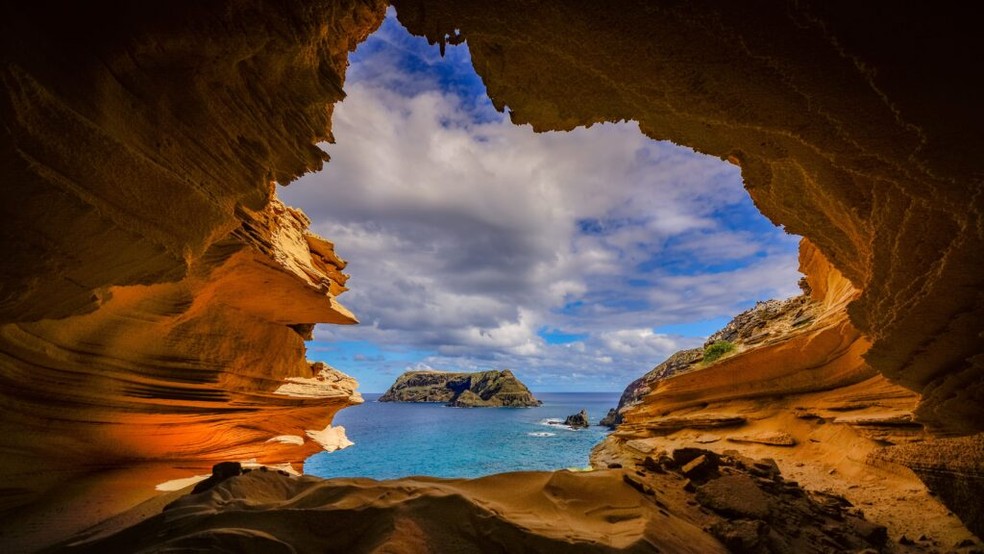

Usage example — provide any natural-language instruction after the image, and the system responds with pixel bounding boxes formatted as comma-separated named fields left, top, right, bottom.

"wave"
left=527, top=432, right=556, bottom=437
left=538, top=418, right=582, bottom=432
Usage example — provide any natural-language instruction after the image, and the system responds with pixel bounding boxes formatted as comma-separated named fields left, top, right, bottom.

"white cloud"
left=279, top=16, right=801, bottom=391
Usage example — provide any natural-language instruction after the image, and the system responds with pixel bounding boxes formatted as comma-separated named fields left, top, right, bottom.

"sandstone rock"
left=647, top=414, right=747, bottom=433
left=191, top=462, right=243, bottom=494
left=708, top=519, right=769, bottom=552
left=380, top=369, right=541, bottom=407
left=696, top=475, right=772, bottom=519
left=727, top=432, right=797, bottom=447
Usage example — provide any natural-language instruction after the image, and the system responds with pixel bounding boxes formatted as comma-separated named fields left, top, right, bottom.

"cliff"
left=379, top=369, right=541, bottom=407
left=0, top=0, right=386, bottom=544
left=591, top=241, right=979, bottom=544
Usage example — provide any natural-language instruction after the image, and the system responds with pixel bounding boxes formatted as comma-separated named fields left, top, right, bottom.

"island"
left=379, top=369, right=542, bottom=407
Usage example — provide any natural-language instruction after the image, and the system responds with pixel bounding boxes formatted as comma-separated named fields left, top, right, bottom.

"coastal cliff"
left=379, top=369, right=541, bottom=407
left=592, top=241, right=980, bottom=544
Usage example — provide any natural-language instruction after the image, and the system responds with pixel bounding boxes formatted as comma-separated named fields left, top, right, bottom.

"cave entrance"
left=279, top=9, right=804, bottom=399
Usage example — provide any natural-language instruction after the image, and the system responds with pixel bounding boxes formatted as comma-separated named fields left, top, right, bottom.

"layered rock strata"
left=0, top=0, right=386, bottom=524
left=0, top=0, right=981, bottom=550
left=0, top=199, right=362, bottom=511
left=380, top=369, right=541, bottom=407
left=593, top=242, right=980, bottom=544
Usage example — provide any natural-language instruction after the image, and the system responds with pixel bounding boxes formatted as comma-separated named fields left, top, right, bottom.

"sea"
left=305, top=392, right=621, bottom=480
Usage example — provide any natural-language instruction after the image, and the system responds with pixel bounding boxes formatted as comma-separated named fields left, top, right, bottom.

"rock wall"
left=591, top=241, right=979, bottom=542
left=0, top=0, right=386, bottom=513
left=392, top=0, right=984, bottom=437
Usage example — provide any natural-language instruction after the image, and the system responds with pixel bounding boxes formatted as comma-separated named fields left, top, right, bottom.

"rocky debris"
left=727, top=432, right=797, bottom=447
left=599, top=408, right=619, bottom=429
left=380, top=369, right=541, bottom=407
left=697, top=475, right=772, bottom=518
left=191, top=462, right=243, bottom=494
left=704, top=294, right=814, bottom=347
left=634, top=448, right=889, bottom=553
left=564, top=409, right=590, bottom=429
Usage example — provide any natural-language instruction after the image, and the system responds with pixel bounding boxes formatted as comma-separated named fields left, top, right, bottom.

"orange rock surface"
left=0, top=0, right=386, bottom=529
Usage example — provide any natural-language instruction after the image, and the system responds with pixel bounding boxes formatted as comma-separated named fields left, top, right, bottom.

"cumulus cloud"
left=279, top=12, right=801, bottom=392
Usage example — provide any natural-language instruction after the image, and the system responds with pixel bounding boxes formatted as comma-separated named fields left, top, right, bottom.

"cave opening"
left=280, top=9, right=804, bottom=396
left=2, top=1, right=981, bottom=550
left=277, top=9, right=805, bottom=479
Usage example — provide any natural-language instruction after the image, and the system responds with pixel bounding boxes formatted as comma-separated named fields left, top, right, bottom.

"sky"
left=279, top=10, right=802, bottom=393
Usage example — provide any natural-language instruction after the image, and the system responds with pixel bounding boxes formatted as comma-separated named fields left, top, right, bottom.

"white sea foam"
left=538, top=418, right=581, bottom=431
left=527, top=431, right=556, bottom=437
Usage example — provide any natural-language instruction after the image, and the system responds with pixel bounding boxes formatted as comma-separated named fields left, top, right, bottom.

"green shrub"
left=703, top=340, right=735, bottom=363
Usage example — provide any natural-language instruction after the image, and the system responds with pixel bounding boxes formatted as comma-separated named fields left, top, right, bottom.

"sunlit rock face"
left=392, top=0, right=983, bottom=437
left=592, top=242, right=981, bottom=542
left=0, top=0, right=385, bottom=511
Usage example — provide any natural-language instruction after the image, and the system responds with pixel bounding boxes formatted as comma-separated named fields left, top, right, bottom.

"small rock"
left=622, top=473, right=654, bottom=495
left=694, top=433, right=721, bottom=444
left=709, top=519, right=769, bottom=551
left=564, top=409, right=590, bottom=428
left=673, top=448, right=719, bottom=481
left=749, top=458, right=780, bottom=480
left=899, top=535, right=915, bottom=545
left=641, top=456, right=665, bottom=474
left=599, top=408, right=619, bottom=428
left=695, top=475, right=771, bottom=519
left=191, top=461, right=242, bottom=494
left=849, top=518, right=888, bottom=547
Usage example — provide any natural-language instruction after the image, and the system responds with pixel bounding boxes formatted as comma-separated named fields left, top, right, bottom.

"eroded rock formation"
left=380, top=369, right=541, bottom=407
left=0, top=0, right=386, bottom=525
left=1, top=0, right=982, bottom=550
left=62, top=458, right=894, bottom=554
left=592, top=242, right=980, bottom=544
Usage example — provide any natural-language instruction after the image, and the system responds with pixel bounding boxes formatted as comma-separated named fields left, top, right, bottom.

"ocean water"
left=305, top=392, right=620, bottom=480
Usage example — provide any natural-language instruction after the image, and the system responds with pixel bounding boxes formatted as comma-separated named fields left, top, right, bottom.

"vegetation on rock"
left=703, top=341, right=736, bottom=364
left=379, top=369, right=541, bottom=407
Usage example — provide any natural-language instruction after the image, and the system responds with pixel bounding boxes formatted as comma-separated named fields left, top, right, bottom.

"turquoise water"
left=305, top=392, right=619, bottom=480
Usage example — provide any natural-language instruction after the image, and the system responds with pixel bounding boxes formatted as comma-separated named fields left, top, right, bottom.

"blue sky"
left=279, top=10, right=802, bottom=393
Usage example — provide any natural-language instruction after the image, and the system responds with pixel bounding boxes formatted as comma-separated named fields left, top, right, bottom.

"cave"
left=1, top=0, right=981, bottom=551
